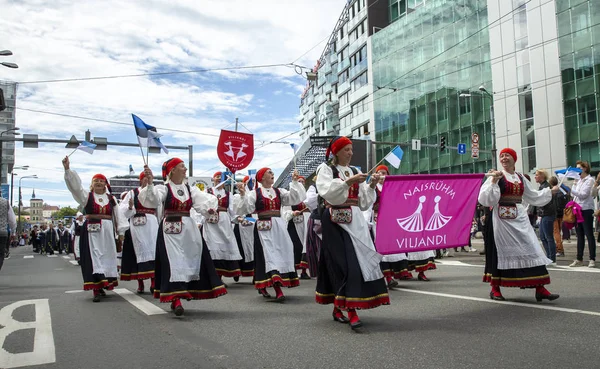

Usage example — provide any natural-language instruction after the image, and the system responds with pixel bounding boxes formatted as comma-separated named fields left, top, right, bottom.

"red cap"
left=325, top=136, right=352, bottom=159
left=243, top=176, right=250, bottom=183
left=375, top=165, right=389, bottom=174
left=139, top=171, right=146, bottom=182
left=499, top=148, right=517, bottom=162
left=92, top=174, right=111, bottom=193
left=162, top=158, right=184, bottom=180
left=213, top=171, right=222, bottom=179
left=256, top=168, right=270, bottom=183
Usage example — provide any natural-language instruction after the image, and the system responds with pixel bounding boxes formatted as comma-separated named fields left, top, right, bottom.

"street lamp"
left=0, top=50, right=18, bottom=69
left=0, top=127, right=21, bottom=188
left=459, top=90, right=496, bottom=168
left=17, top=175, right=37, bottom=234
left=10, top=165, right=29, bottom=207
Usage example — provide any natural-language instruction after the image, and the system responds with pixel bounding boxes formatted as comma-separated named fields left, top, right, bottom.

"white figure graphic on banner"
left=425, top=195, right=453, bottom=231
left=397, top=196, right=426, bottom=232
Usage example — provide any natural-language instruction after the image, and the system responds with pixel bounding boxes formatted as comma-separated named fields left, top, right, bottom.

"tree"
left=13, top=206, right=29, bottom=215
left=54, top=206, right=78, bottom=220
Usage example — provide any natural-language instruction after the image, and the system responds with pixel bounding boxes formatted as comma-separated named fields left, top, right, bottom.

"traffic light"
left=440, top=136, right=446, bottom=151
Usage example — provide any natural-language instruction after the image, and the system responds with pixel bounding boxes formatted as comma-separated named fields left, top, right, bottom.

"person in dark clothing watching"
left=535, top=169, right=557, bottom=263
left=46, top=223, right=59, bottom=255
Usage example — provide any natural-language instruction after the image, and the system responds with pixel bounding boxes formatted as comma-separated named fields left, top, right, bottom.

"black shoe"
left=258, top=288, right=271, bottom=298
left=98, top=289, right=106, bottom=297
left=274, top=294, right=286, bottom=303
left=387, top=279, right=399, bottom=288
left=93, top=295, right=101, bottom=302
left=350, top=320, right=363, bottom=331
left=150, top=287, right=155, bottom=294
left=233, top=276, right=240, bottom=282
left=332, top=312, right=350, bottom=324
left=300, top=272, right=311, bottom=280
left=535, top=293, right=559, bottom=302
left=489, top=291, right=505, bottom=301
left=174, top=305, right=184, bottom=316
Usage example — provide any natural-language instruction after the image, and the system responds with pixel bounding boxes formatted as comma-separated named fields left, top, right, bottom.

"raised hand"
left=62, top=156, right=70, bottom=171
left=143, top=165, right=154, bottom=183
left=236, top=182, right=246, bottom=196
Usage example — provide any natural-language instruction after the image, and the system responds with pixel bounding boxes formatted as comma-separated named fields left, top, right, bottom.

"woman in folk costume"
left=232, top=175, right=255, bottom=278
left=69, top=212, right=84, bottom=264
left=315, top=136, right=389, bottom=331
left=366, top=165, right=410, bottom=289
left=62, top=156, right=125, bottom=302
left=479, top=148, right=560, bottom=301
left=204, top=171, right=243, bottom=281
left=119, top=171, right=159, bottom=294
left=139, top=159, right=227, bottom=316
left=303, top=178, right=321, bottom=277
left=234, top=167, right=306, bottom=302
left=282, top=176, right=311, bottom=280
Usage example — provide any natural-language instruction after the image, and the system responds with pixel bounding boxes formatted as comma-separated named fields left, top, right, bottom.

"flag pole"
left=367, top=157, right=387, bottom=175
left=139, top=145, right=147, bottom=166
left=557, top=166, right=570, bottom=188
left=67, top=148, right=78, bottom=157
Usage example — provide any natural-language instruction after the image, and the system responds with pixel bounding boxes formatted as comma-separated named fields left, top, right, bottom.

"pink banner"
left=375, top=174, right=484, bottom=254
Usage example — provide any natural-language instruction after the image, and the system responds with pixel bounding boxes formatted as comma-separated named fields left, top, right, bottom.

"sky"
left=0, top=0, right=347, bottom=208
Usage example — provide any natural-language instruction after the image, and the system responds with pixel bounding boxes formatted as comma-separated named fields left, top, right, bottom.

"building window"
left=339, top=69, right=350, bottom=84
left=340, top=92, right=349, bottom=106
left=352, top=98, right=369, bottom=116
left=459, top=97, right=471, bottom=115
left=579, top=94, right=597, bottom=125
left=352, top=71, right=368, bottom=91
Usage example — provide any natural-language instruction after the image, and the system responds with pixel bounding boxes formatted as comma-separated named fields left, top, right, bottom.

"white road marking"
left=47, top=255, right=57, bottom=258
left=113, top=288, right=166, bottom=316
left=64, top=290, right=85, bottom=294
left=435, top=260, right=600, bottom=273
left=61, top=256, right=70, bottom=259
left=0, top=299, right=56, bottom=368
left=396, top=288, right=600, bottom=317
left=69, top=260, right=78, bottom=266
left=23, top=256, right=34, bottom=259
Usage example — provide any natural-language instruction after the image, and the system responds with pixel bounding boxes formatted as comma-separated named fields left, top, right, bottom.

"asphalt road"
left=1, top=242, right=600, bottom=369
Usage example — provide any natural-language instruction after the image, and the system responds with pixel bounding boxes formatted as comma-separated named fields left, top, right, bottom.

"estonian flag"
left=132, top=114, right=169, bottom=154
left=555, top=166, right=582, bottom=180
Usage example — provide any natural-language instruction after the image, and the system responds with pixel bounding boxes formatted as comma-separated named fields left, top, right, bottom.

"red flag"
left=216, top=130, right=254, bottom=173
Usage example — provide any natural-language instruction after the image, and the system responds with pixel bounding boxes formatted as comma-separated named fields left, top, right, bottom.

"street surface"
left=1, top=239, right=599, bottom=369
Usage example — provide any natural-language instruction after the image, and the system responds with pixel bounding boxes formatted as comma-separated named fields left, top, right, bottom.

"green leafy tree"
left=54, top=206, right=78, bottom=220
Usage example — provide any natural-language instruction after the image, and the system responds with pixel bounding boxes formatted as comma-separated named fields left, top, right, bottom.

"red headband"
left=213, top=171, right=222, bottom=178
left=326, top=136, right=352, bottom=159
left=256, top=167, right=270, bottom=183
left=139, top=171, right=146, bottom=182
left=375, top=165, right=389, bottom=175
left=162, top=158, right=184, bottom=180
left=243, top=175, right=250, bottom=183
left=499, top=148, right=517, bottom=162
left=297, top=176, right=306, bottom=181
left=92, top=174, right=111, bottom=193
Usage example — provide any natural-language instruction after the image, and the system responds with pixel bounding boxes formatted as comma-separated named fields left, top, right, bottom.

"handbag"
left=164, top=216, right=183, bottom=234
left=330, top=208, right=352, bottom=224
left=206, top=212, right=220, bottom=224
left=563, top=205, right=576, bottom=224
left=132, top=215, right=147, bottom=226
left=256, top=219, right=272, bottom=231
left=498, top=205, right=517, bottom=220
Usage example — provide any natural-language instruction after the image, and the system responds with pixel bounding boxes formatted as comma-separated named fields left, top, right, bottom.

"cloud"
left=0, top=0, right=346, bottom=207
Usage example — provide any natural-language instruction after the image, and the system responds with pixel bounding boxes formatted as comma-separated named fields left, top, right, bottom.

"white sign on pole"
left=411, top=139, right=421, bottom=151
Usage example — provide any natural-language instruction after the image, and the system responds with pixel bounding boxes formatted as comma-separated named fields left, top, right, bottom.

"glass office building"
left=372, top=0, right=493, bottom=174
left=557, top=0, right=600, bottom=169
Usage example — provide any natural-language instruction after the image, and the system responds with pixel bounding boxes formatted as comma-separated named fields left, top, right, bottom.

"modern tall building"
left=290, top=0, right=600, bottom=179
left=0, top=81, right=17, bottom=185
left=298, top=0, right=388, bottom=141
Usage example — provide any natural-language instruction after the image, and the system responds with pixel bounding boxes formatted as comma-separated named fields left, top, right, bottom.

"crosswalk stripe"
left=69, top=260, right=78, bottom=266
left=23, top=255, right=34, bottom=259
left=62, top=256, right=70, bottom=259
left=436, top=260, right=600, bottom=273
left=113, top=288, right=166, bottom=315
left=47, top=255, right=57, bottom=258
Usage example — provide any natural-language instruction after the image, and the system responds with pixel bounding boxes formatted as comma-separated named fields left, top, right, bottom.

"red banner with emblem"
left=216, top=130, right=254, bottom=173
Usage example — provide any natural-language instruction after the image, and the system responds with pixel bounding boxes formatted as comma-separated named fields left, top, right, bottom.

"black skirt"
left=316, top=209, right=390, bottom=310
left=483, top=209, right=550, bottom=287
left=252, top=226, right=299, bottom=290
left=233, top=224, right=255, bottom=277
left=305, top=217, right=321, bottom=277
left=79, top=221, right=118, bottom=291
left=381, top=260, right=411, bottom=279
left=120, top=230, right=155, bottom=281
left=153, top=223, right=227, bottom=303
left=288, top=220, right=309, bottom=270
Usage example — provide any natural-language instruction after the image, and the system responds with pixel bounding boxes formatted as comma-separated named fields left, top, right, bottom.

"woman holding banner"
left=366, top=165, right=410, bottom=288
left=315, top=136, right=389, bottom=331
left=234, top=167, right=306, bottom=302
left=205, top=171, right=243, bottom=281
left=139, top=159, right=227, bottom=316
left=62, top=156, right=125, bottom=302
left=479, top=148, right=560, bottom=302
left=119, top=171, right=158, bottom=294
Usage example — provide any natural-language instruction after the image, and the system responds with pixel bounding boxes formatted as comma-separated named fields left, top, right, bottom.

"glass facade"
left=557, top=0, right=600, bottom=170
left=373, top=0, right=492, bottom=174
